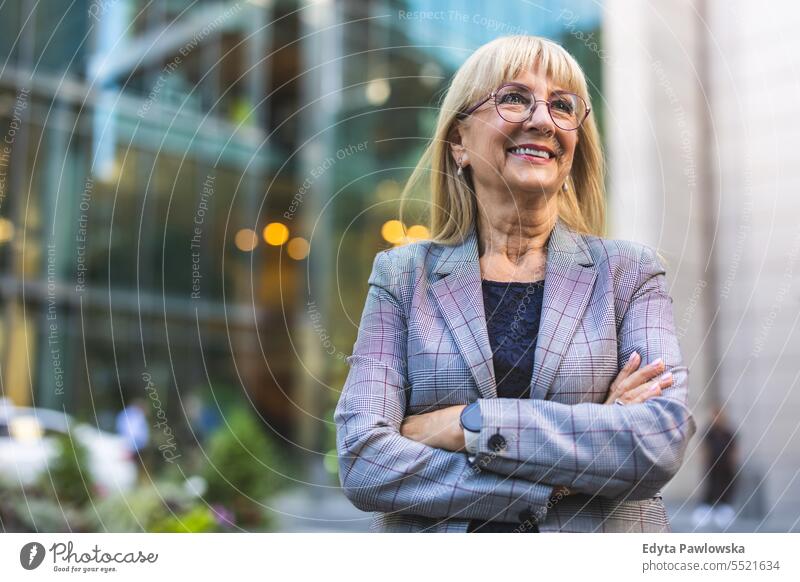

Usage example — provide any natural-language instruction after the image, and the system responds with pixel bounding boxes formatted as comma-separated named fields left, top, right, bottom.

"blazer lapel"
left=529, top=218, right=597, bottom=400
left=430, top=217, right=596, bottom=402
left=431, top=228, right=497, bottom=399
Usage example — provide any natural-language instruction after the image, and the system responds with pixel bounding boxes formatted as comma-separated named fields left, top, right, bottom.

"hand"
left=400, top=405, right=467, bottom=452
left=604, top=352, right=673, bottom=405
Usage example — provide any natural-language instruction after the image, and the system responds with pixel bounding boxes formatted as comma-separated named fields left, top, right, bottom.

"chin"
left=504, top=167, right=555, bottom=188
left=506, top=177, right=556, bottom=196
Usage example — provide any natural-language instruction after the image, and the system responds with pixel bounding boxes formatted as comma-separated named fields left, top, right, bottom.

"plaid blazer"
left=334, top=217, right=696, bottom=532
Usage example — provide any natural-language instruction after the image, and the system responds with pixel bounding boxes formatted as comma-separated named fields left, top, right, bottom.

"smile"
left=507, top=146, right=555, bottom=163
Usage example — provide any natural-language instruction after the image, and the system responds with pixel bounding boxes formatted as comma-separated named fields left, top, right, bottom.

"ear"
left=447, top=121, right=469, bottom=167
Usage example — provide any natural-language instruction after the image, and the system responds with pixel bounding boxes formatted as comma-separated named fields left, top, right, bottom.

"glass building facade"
left=0, top=0, right=603, bottom=474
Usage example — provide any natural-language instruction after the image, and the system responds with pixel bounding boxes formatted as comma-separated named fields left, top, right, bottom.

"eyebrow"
left=507, top=81, right=570, bottom=94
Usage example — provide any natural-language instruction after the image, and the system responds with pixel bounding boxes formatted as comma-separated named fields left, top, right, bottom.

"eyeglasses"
left=459, top=82, right=590, bottom=131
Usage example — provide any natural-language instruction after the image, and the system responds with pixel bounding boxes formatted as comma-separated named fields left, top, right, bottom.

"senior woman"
left=334, top=35, right=695, bottom=533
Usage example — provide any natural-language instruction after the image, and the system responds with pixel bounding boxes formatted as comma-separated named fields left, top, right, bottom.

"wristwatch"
left=459, top=401, right=482, bottom=455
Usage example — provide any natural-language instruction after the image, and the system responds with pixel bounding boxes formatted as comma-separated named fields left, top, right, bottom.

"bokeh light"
left=286, top=237, right=310, bottom=260
left=406, top=224, right=430, bottom=241
left=365, top=78, right=391, bottom=105
left=234, top=228, right=259, bottom=251
left=0, top=217, right=14, bottom=243
left=381, top=219, right=406, bottom=244
left=263, top=222, right=290, bottom=246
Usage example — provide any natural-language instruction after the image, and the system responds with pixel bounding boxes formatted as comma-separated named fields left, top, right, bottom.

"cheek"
left=563, top=133, right=578, bottom=154
left=490, top=126, right=513, bottom=156
left=474, top=127, right=513, bottom=167
left=561, top=138, right=578, bottom=168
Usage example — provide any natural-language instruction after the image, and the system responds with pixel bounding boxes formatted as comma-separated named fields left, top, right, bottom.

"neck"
left=476, top=194, right=559, bottom=263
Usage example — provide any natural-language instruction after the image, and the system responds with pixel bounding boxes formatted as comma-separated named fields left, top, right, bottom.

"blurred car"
left=0, top=398, right=137, bottom=493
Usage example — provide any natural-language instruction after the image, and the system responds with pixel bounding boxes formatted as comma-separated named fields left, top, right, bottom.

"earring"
left=562, top=181, right=568, bottom=192
left=457, top=157, right=464, bottom=176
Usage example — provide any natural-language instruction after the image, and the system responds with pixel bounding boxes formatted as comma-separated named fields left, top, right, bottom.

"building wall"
left=707, top=0, right=800, bottom=524
left=606, top=0, right=800, bottom=525
left=605, top=0, right=706, bottom=504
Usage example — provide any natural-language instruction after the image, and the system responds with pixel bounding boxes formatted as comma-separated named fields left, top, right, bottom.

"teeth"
left=509, top=147, right=551, bottom=159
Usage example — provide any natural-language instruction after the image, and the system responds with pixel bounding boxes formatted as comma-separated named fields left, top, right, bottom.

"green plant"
left=149, top=505, right=218, bottom=533
left=202, top=407, right=284, bottom=526
left=0, top=484, right=91, bottom=532
left=91, top=480, right=220, bottom=532
left=40, top=433, right=95, bottom=507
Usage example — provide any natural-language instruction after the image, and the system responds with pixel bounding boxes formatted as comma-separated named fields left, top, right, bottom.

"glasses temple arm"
left=461, top=94, right=492, bottom=117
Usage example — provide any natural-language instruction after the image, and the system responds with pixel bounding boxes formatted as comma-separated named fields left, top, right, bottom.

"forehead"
left=506, top=66, right=568, bottom=93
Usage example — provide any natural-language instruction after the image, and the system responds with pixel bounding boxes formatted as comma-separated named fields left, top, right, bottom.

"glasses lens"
left=549, top=93, right=586, bottom=130
left=494, top=85, right=534, bottom=123
left=494, top=85, right=588, bottom=129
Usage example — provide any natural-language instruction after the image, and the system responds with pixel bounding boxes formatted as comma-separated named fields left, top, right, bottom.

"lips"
left=506, top=147, right=555, bottom=165
left=507, top=143, right=557, bottom=162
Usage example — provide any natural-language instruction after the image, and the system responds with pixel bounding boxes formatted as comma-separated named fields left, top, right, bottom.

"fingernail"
left=627, top=352, right=637, bottom=365
left=651, top=357, right=663, bottom=368
left=660, top=372, right=672, bottom=382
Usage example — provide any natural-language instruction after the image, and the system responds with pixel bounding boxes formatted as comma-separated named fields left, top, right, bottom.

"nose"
left=521, top=99, right=556, bottom=136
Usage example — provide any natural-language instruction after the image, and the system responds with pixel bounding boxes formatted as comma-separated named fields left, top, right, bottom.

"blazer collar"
left=433, top=216, right=594, bottom=276
left=430, top=216, right=597, bottom=400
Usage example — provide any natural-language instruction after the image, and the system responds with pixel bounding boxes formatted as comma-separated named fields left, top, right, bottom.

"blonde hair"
left=400, top=35, right=606, bottom=244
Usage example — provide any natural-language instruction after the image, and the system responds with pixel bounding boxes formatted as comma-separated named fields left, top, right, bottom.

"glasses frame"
left=459, top=82, right=591, bottom=131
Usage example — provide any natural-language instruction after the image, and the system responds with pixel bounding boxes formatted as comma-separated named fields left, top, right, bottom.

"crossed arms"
left=334, top=246, right=696, bottom=521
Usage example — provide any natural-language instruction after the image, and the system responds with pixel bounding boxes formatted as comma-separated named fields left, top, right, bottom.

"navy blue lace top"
left=467, top=278, right=545, bottom=533
left=482, top=279, right=545, bottom=399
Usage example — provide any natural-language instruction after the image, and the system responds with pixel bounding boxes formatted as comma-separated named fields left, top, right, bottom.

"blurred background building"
left=0, top=0, right=797, bottom=532
left=605, top=0, right=800, bottom=531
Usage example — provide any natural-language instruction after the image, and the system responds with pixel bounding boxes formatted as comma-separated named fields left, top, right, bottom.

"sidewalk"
left=666, top=500, right=800, bottom=533
left=269, top=489, right=800, bottom=533
left=270, top=488, right=371, bottom=532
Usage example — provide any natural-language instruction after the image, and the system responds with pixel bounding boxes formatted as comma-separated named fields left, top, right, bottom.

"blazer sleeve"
left=472, top=244, right=697, bottom=501
left=335, top=251, right=556, bottom=522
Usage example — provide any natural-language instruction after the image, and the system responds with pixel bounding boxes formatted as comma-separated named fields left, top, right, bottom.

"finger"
left=619, top=381, right=659, bottom=404
left=610, top=351, right=640, bottom=392
left=631, top=370, right=674, bottom=397
left=606, top=367, right=649, bottom=404
left=624, top=373, right=672, bottom=403
left=619, top=351, right=640, bottom=378
left=630, top=382, right=662, bottom=403
left=621, top=357, right=665, bottom=391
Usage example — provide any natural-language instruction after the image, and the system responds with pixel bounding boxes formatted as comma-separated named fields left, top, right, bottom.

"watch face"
left=460, top=402, right=482, bottom=432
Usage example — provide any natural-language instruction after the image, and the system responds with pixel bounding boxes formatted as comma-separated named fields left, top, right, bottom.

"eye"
left=551, top=97, right=575, bottom=114
left=498, top=91, right=530, bottom=105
